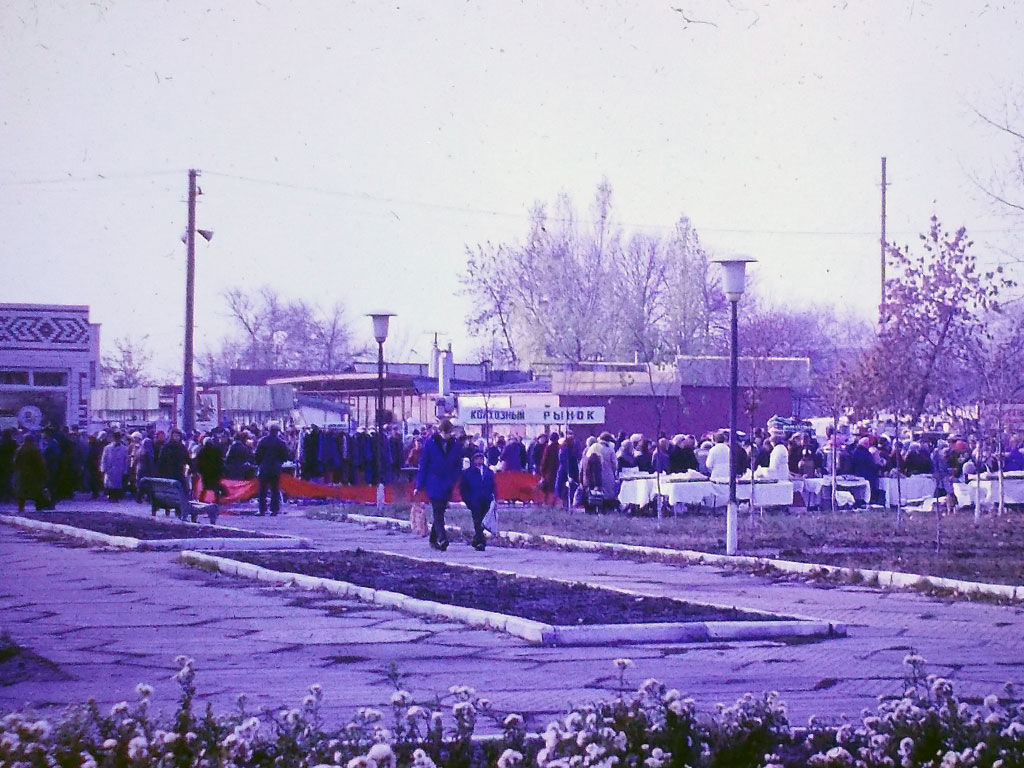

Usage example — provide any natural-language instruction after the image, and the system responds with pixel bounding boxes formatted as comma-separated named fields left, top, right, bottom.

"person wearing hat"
left=415, top=419, right=462, bottom=550
left=254, top=424, right=290, bottom=515
left=459, top=449, right=496, bottom=551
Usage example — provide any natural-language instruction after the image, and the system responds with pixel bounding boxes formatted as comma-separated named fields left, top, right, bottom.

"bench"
left=144, top=477, right=219, bottom=524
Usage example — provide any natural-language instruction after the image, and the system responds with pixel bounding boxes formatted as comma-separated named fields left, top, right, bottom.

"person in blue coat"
left=459, top=450, right=497, bottom=551
left=415, top=420, right=463, bottom=550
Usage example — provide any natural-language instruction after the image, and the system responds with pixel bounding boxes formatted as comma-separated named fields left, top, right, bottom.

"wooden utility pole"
left=182, top=168, right=198, bottom=436
left=880, top=157, right=888, bottom=321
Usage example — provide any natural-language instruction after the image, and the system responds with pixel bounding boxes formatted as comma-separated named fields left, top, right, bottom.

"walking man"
left=459, top=450, right=496, bottom=551
left=415, top=419, right=462, bottom=551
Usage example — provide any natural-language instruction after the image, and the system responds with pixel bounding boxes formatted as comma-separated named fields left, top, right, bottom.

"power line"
left=0, top=170, right=183, bottom=186
left=3, top=166, right=1023, bottom=239
left=202, top=171, right=1024, bottom=238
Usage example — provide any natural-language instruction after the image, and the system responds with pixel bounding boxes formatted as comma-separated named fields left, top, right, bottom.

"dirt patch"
left=216, top=549, right=779, bottom=626
left=0, top=633, right=71, bottom=687
left=9, top=510, right=274, bottom=540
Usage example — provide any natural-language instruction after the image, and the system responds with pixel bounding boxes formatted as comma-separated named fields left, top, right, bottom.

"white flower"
left=503, top=713, right=524, bottom=729
left=347, top=757, right=375, bottom=768
left=985, top=694, right=1000, bottom=709
left=29, top=720, right=50, bottom=738
left=391, top=690, right=412, bottom=706
left=497, top=749, right=524, bottom=768
left=163, top=732, right=178, bottom=745
left=586, top=743, right=606, bottom=759
left=902, top=653, right=926, bottom=669
left=80, top=751, right=98, bottom=768
left=101, top=739, right=118, bottom=751
left=412, top=748, right=437, bottom=768
left=110, top=701, right=129, bottom=716
left=127, top=735, right=148, bottom=760
left=135, top=683, right=154, bottom=698
left=613, top=658, right=634, bottom=671
left=367, top=742, right=395, bottom=768
left=406, top=706, right=428, bottom=721
left=1002, top=721, right=1024, bottom=739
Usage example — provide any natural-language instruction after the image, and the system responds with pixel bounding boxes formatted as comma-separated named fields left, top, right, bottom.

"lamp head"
left=367, top=311, right=395, bottom=344
left=711, top=254, right=757, bottom=302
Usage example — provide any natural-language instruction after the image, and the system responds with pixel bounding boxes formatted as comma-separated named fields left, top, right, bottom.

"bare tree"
left=101, top=335, right=154, bottom=388
left=201, top=286, right=361, bottom=378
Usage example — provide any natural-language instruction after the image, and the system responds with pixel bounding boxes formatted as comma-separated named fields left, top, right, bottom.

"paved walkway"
left=2, top=499, right=1023, bottom=729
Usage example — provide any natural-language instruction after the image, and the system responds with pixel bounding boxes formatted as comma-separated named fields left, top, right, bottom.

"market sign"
left=458, top=405, right=605, bottom=425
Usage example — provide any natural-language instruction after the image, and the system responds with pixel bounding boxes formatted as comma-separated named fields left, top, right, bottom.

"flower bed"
left=215, top=549, right=769, bottom=625
left=2, top=654, right=1022, bottom=768
left=7, top=510, right=275, bottom=540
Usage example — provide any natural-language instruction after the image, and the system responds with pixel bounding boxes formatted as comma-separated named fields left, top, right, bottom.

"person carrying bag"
left=459, top=449, right=497, bottom=551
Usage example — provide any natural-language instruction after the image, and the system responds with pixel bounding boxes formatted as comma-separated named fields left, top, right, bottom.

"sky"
left=2, top=0, right=1023, bottom=381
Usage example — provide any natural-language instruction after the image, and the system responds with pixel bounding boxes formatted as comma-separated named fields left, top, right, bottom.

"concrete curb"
left=180, top=550, right=843, bottom=645
left=0, top=514, right=308, bottom=551
left=337, top=511, right=1023, bottom=602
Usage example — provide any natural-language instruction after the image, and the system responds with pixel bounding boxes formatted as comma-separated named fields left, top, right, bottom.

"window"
left=33, top=371, right=67, bottom=387
left=0, top=371, right=29, bottom=386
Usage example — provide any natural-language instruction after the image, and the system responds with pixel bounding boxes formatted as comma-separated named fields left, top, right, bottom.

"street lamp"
left=367, top=311, right=395, bottom=514
left=481, top=358, right=492, bottom=440
left=712, top=254, right=756, bottom=555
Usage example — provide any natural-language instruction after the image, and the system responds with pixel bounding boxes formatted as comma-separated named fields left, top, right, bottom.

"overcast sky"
left=2, top=0, right=1022, bottom=380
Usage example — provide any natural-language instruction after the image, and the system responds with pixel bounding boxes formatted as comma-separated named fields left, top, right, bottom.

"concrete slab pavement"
left=2, top=498, right=1024, bottom=729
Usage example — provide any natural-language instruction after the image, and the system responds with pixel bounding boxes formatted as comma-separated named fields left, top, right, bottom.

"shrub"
left=2, top=655, right=1022, bottom=768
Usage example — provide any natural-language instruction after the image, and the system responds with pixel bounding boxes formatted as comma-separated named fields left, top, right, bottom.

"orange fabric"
left=196, top=470, right=546, bottom=510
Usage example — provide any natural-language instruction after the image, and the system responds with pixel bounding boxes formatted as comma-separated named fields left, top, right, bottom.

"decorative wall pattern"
left=0, top=308, right=91, bottom=351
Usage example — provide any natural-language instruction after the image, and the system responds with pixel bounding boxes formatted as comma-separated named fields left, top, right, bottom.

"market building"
left=0, top=303, right=100, bottom=431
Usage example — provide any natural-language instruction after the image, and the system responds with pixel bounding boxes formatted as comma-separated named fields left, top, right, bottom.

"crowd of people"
left=2, top=419, right=1021, bottom=517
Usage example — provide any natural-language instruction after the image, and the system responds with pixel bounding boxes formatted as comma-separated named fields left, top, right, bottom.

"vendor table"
left=954, top=476, right=1024, bottom=507
left=709, top=479, right=794, bottom=507
left=880, top=475, right=936, bottom=507
left=806, top=476, right=872, bottom=506
left=662, top=477, right=714, bottom=506
left=617, top=474, right=661, bottom=506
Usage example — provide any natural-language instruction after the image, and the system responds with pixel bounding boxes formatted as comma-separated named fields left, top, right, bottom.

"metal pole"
left=376, top=339, right=385, bottom=513
left=182, top=169, right=198, bottom=436
left=880, top=156, right=888, bottom=322
left=726, top=298, right=739, bottom=555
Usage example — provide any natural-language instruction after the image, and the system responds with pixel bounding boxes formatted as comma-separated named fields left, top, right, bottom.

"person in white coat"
left=100, top=431, right=130, bottom=502
left=705, top=432, right=732, bottom=482
left=767, top=435, right=791, bottom=482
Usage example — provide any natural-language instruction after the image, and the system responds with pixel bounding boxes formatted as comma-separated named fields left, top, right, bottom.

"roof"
left=676, top=356, right=811, bottom=390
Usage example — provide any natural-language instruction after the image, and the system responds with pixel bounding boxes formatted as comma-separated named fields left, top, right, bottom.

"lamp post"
left=712, top=254, right=756, bottom=555
left=368, top=312, right=395, bottom=514
left=481, top=358, right=492, bottom=440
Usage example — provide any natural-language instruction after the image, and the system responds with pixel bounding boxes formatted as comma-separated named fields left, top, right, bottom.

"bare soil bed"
left=218, top=549, right=777, bottom=625
left=9, top=510, right=274, bottom=540
left=319, top=504, right=1024, bottom=587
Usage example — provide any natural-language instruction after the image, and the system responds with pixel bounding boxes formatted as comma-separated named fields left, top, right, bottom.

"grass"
left=309, top=501, right=1024, bottom=588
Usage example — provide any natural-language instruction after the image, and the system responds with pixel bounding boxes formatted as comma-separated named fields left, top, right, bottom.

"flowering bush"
left=2, top=655, right=1023, bottom=768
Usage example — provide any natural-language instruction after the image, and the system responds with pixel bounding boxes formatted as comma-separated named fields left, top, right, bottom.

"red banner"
left=196, top=470, right=546, bottom=510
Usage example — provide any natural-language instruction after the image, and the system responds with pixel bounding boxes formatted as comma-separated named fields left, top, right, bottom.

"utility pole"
left=182, top=169, right=198, bottom=436
left=880, top=156, right=888, bottom=322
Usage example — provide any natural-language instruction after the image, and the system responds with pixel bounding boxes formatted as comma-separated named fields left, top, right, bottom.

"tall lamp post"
left=712, top=254, right=756, bottom=555
left=368, top=312, right=395, bottom=514
left=481, top=358, right=492, bottom=440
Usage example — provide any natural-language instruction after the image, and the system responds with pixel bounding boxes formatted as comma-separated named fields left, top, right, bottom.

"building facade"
left=0, top=303, right=100, bottom=431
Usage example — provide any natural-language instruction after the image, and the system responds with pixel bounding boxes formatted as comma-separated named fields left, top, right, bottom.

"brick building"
left=0, top=303, right=100, bottom=430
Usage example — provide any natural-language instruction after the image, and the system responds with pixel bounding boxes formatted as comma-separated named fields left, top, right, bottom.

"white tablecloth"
left=880, top=475, right=936, bottom=506
left=816, top=476, right=872, bottom=503
left=954, top=478, right=1024, bottom=507
left=709, top=480, right=794, bottom=507
left=617, top=475, right=660, bottom=506
left=663, top=479, right=714, bottom=506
